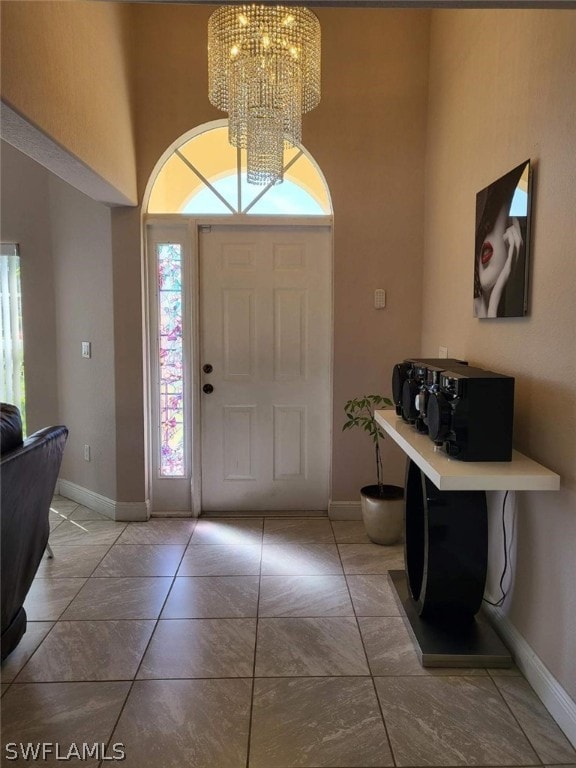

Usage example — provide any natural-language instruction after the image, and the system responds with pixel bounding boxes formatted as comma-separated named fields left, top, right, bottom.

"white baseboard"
left=201, top=509, right=327, bottom=518
left=483, top=602, right=576, bottom=749
left=57, top=479, right=150, bottom=522
left=328, top=501, right=362, bottom=520
left=151, top=510, right=199, bottom=519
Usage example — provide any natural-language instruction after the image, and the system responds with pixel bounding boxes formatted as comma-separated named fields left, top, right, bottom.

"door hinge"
left=199, top=225, right=212, bottom=233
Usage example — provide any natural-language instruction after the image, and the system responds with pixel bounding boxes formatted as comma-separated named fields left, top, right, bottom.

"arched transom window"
left=147, top=122, right=332, bottom=216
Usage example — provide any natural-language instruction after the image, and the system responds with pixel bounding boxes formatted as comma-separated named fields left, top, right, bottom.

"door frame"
left=144, top=214, right=334, bottom=517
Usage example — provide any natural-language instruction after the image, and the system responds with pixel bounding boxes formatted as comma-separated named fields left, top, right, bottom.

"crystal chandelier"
left=208, top=5, right=321, bottom=185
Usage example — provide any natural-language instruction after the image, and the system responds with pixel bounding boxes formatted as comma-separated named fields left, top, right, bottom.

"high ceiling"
left=102, top=0, right=576, bottom=8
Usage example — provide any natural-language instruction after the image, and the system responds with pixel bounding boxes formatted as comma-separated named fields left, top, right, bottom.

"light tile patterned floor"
left=1, top=496, right=575, bottom=767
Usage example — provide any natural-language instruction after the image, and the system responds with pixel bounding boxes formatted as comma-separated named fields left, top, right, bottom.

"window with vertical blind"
left=0, top=243, right=26, bottom=432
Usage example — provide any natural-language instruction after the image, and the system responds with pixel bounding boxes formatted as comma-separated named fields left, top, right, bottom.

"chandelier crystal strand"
left=208, top=5, right=320, bottom=185
left=247, top=109, right=284, bottom=185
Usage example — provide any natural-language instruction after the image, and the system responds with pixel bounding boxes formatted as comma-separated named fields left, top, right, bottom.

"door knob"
left=203, top=363, right=213, bottom=374
left=203, top=383, right=214, bottom=394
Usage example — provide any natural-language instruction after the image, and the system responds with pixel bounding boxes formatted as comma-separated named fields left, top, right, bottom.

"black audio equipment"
left=426, top=366, right=514, bottom=461
left=391, top=358, right=467, bottom=423
left=413, top=364, right=447, bottom=434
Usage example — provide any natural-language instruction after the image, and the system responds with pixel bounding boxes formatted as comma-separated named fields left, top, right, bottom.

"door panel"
left=200, top=225, right=331, bottom=512
left=223, top=405, right=256, bottom=480
left=274, top=289, right=307, bottom=380
left=273, top=405, right=306, bottom=480
left=223, top=289, right=255, bottom=380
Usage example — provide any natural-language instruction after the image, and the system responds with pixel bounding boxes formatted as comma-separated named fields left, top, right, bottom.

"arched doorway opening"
left=143, top=121, right=333, bottom=515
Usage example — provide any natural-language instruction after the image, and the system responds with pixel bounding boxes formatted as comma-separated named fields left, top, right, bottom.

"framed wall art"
left=473, top=159, right=532, bottom=319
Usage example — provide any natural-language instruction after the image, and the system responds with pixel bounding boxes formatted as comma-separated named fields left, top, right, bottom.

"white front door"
left=199, top=224, right=332, bottom=512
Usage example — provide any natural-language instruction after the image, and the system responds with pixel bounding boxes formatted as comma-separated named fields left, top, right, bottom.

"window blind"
left=0, top=243, right=25, bottom=419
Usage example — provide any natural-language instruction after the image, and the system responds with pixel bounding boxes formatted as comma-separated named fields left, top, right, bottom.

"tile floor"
left=1, top=495, right=575, bottom=767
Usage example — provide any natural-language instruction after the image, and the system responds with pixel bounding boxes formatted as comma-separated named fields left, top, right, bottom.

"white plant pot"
left=360, top=484, right=404, bottom=546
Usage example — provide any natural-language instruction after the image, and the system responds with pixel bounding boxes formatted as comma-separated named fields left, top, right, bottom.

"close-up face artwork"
left=478, top=204, right=510, bottom=292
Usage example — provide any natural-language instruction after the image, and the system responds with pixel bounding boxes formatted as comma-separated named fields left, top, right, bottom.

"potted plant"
left=343, top=394, right=404, bottom=545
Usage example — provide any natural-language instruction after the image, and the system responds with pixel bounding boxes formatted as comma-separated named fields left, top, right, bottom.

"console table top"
left=375, top=409, right=560, bottom=492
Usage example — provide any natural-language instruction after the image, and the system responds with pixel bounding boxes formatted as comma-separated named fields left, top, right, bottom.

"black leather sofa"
left=1, top=403, right=68, bottom=660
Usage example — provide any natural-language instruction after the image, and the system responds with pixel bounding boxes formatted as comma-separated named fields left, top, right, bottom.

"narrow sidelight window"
left=157, top=243, right=185, bottom=476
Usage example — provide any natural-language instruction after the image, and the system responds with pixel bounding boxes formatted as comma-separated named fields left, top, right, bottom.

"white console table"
left=375, top=410, right=560, bottom=492
left=374, top=409, right=560, bottom=667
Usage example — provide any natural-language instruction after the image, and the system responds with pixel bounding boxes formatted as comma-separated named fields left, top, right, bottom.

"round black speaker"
left=392, top=363, right=408, bottom=410
left=404, top=460, right=488, bottom=622
left=401, top=379, right=419, bottom=423
left=427, top=391, right=452, bottom=443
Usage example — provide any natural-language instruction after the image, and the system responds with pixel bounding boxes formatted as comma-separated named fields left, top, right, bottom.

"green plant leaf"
left=342, top=392, right=392, bottom=485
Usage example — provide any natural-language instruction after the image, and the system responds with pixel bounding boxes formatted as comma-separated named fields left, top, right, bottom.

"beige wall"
left=311, top=10, right=429, bottom=497
left=2, top=3, right=430, bottom=501
left=111, top=206, right=146, bottom=502
left=1, top=1, right=137, bottom=204
left=3, top=0, right=574, bottom=709
left=1, top=141, right=119, bottom=499
left=423, top=9, right=576, bottom=699
left=130, top=5, right=221, bottom=195
left=130, top=5, right=430, bottom=498
left=0, top=143, right=59, bottom=433
left=49, top=176, right=118, bottom=501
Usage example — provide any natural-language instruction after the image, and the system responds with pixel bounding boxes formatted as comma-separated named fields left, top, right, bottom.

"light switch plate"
left=374, top=289, right=386, bottom=309
left=82, top=341, right=91, bottom=359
